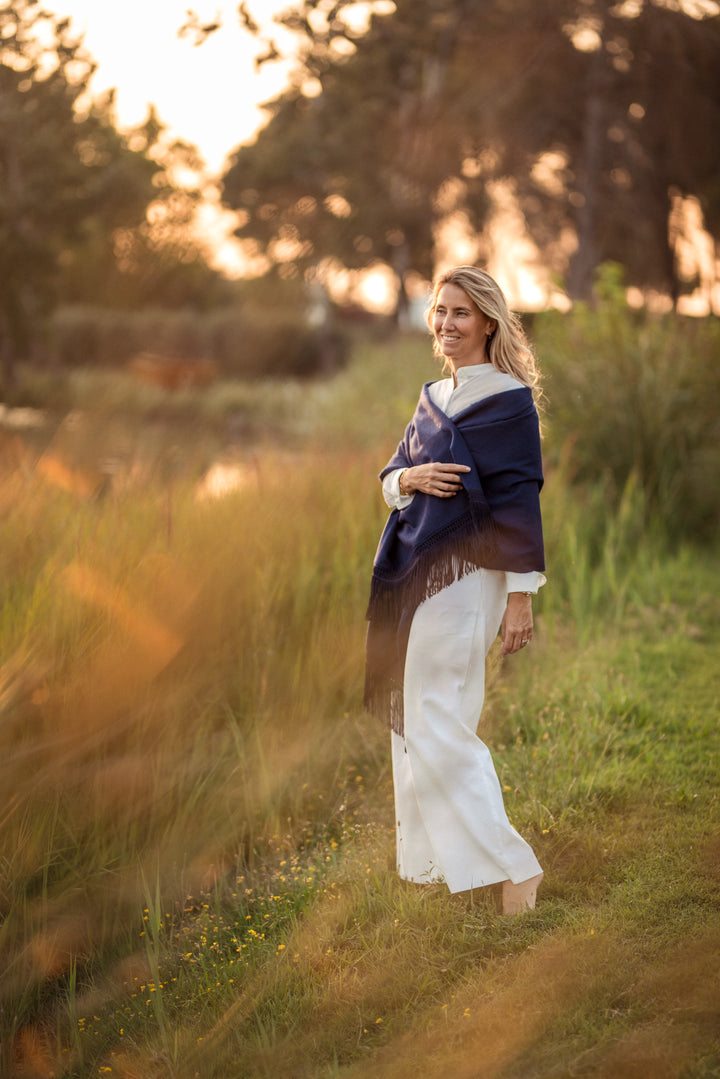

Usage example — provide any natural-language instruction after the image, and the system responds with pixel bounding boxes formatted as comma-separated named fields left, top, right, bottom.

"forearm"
left=382, top=467, right=415, bottom=509
left=501, top=591, right=534, bottom=655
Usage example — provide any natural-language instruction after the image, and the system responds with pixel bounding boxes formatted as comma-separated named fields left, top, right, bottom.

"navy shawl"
left=365, top=383, right=544, bottom=733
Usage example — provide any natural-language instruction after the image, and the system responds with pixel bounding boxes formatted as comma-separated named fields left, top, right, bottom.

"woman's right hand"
left=401, top=462, right=471, bottom=498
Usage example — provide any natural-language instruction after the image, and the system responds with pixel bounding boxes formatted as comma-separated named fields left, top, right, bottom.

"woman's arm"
left=500, top=592, right=534, bottom=656
left=382, top=468, right=414, bottom=509
left=501, top=571, right=546, bottom=655
left=382, top=462, right=472, bottom=508
left=397, top=462, right=471, bottom=498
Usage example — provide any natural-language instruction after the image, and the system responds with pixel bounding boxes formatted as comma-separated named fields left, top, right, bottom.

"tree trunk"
left=0, top=314, right=17, bottom=395
left=391, top=240, right=412, bottom=328
left=567, top=5, right=612, bottom=301
left=395, top=274, right=412, bottom=330
left=666, top=187, right=686, bottom=311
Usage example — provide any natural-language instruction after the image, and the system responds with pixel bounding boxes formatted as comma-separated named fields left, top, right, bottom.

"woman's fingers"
left=414, top=462, right=470, bottom=496
left=502, top=633, right=532, bottom=655
left=501, top=598, right=533, bottom=655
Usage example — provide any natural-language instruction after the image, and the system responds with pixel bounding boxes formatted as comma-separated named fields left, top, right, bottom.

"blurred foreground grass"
left=1, top=311, right=719, bottom=1077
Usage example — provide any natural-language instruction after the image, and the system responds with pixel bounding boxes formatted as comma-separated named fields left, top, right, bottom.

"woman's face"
left=432, top=283, right=494, bottom=368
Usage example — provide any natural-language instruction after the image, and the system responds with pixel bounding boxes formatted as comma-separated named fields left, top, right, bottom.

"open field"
left=1, top=313, right=719, bottom=1078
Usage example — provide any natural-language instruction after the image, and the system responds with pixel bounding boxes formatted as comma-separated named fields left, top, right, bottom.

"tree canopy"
left=0, top=1, right=153, bottom=372
left=221, top=0, right=720, bottom=312
left=0, top=0, right=225, bottom=383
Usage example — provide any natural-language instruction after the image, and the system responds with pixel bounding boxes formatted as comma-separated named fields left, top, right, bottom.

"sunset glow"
left=38, top=0, right=720, bottom=309
left=44, top=0, right=296, bottom=174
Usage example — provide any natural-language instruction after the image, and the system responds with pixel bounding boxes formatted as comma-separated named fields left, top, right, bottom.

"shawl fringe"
left=366, top=522, right=496, bottom=626
left=364, top=515, right=497, bottom=734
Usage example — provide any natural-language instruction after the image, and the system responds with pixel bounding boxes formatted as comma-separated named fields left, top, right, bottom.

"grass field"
left=1, top=319, right=719, bottom=1078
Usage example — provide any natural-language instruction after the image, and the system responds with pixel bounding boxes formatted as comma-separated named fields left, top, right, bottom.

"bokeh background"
left=1, top=2, right=719, bottom=1077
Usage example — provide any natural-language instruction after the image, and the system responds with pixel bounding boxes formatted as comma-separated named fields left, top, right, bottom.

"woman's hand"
left=401, top=462, right=470, bottom=498
left=501, top=593, right=533, bottom=655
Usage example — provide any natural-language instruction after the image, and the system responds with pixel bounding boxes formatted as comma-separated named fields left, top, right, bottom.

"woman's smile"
left=433, top=282, right=494, bottom=368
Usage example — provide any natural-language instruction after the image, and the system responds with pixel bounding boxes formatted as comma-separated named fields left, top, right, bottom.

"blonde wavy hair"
left=426, top=266, right=541, bottom=392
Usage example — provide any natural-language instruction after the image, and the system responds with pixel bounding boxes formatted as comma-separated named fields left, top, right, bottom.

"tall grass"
left=1, top=305, right=718, bottom=1076
left=0, top=450, right=387, bottom=1000
left=535, top=264, right=720, bottom=542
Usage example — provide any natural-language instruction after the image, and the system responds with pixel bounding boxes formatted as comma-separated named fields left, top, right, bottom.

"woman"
left=365, top=266, right=545, bottom=915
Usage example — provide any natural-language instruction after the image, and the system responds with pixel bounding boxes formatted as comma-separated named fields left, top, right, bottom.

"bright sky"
left=38, top=0, right=407, bottom=300
left=44, top=0, right=295, bottom=175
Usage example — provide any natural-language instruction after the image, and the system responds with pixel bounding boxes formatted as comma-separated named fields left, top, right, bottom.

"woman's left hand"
left=501, top=593, right=533, bottom=655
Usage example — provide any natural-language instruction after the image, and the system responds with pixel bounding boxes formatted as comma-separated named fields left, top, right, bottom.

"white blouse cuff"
left=506, top=570, right=547, bottom=594
left=382, top=467, right=415, bottom=510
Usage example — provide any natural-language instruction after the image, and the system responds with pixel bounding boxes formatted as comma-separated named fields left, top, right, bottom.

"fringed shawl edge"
left=364, top=511, right=497, bottom=734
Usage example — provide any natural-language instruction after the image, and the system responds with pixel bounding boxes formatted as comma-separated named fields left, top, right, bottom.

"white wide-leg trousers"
left=391, top=568, right=542, bottom=893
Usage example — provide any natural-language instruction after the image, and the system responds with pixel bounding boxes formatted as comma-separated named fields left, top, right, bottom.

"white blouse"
left=382, top=363, right=546, bottom=595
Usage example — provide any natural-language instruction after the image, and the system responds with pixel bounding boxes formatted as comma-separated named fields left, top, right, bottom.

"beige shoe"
left=501, top=872, right=543, bottom=915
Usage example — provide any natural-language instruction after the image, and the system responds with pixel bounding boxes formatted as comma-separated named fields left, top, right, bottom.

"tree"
left=0, top=0, right=159, bottom=383
left=223, top=0, right=490, bottom=322
left=496, top=0, right=720, bottom=301
left=58, top=109, right=229, bottom=311
left=221, top=0, right=720, bottom=307
left=0, top=0, right=225, bottom=388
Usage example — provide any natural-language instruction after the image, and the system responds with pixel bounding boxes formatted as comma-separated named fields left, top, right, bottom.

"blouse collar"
left=453, top=362, right=494, bottom=385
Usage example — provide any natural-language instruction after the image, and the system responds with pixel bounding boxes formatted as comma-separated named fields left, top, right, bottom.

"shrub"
left=207, top=309, right=349, bottom=379
left=534, top=265, right=720, bottom=543
left=47, top=305, right=350, bottom=380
